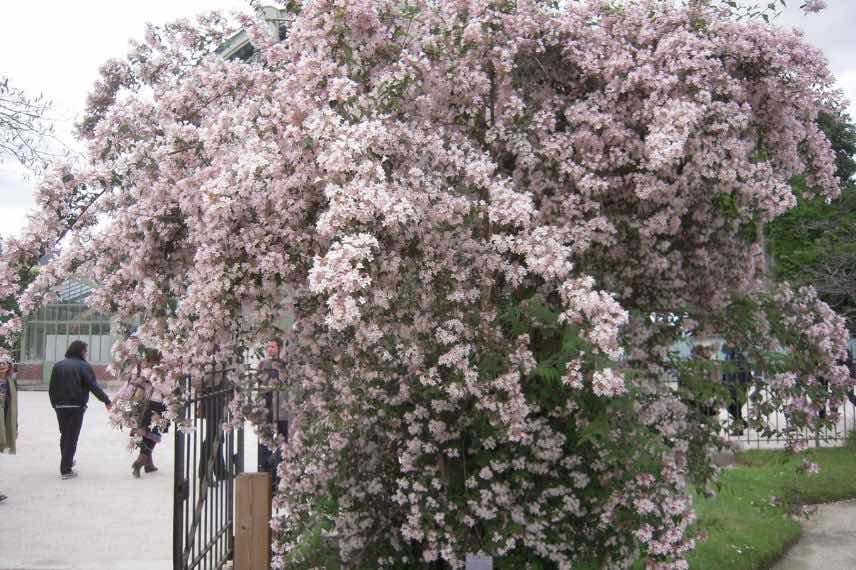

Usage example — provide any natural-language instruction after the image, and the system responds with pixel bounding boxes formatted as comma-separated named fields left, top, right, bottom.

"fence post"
left=235, top=472, right=272, bottom=570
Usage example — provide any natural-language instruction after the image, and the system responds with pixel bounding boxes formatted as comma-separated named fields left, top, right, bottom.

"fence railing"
left=722, top=387, right=856, bottom=448
left=173, top=368, right=245, bottom=570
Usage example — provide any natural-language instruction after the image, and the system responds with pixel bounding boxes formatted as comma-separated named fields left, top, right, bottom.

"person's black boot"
left=144, top=452, right=158, bottom=473
left=132, top=451, right=146, bottom=478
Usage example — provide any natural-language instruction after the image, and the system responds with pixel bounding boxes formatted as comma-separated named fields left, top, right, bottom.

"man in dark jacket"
left=49, top=340, right=111, bottom=479
left=257, top=337, right=289, bottom=487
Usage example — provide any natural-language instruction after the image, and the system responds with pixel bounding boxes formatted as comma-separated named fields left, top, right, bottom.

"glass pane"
left=27, top=324, right=43, bottom=361
left=23, top=323, right=35, bottom=360
left=36, top=326, right=46, bottom=360
left=88, top=338, right=98, bottom=363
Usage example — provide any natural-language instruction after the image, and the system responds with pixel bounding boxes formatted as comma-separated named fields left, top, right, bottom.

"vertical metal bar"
left=204, top=385, right=211, bottom=570
left=226, top=377, right=232, bottom=562
left=225, top=370, right=231, bottom=563
left=226, top=383, right=232, bottom=562
left=205, top=380, right=211, bottom=570
left=225, top=413, right=232, bottom=563
left=229, top=388, right=238, bottom=561
left=213, top=384, right=223, bottom=570
left=192, top=384, right=199, bottom=569
left=210, top=379, right=217, bottom=568
left=214, top=370, right=228, bottom=563
left=173, top=381, right=186, bottom=570
left=213, top=374, right=226, bottom=568
left=216, top=383, right=222, bottom=567
left=185, top=383, right=192, bottom=570
left=232, top=376, right=241, bottom=561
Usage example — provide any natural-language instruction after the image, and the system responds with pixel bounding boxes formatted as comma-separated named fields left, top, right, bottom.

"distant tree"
left=0, top=75, right=60, bottom=173
left=769, top=113, right=856, bottom=330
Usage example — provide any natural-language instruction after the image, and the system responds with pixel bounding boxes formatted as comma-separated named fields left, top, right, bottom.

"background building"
left=16, top=278, right=117, bottom=389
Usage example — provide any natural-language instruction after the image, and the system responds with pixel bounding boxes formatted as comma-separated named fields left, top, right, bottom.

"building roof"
left=216, top=6, right=288, bottom=61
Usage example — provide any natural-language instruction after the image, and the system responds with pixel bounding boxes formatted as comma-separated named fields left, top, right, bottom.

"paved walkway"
left=0, top=392, right=173, bottom=569
left=773, top=499, right=856, bottom=570
left=1, top=391, right=260, bottom=570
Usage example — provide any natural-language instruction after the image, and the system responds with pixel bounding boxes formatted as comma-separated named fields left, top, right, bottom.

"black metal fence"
left=722, top=388, right=856, bottom=448
left=173, top=368, right=244, bottom=570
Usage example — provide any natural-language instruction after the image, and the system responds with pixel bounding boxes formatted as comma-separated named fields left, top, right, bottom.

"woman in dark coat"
left=1, top=354, right=19, bottom=503
left=129, top=350, right=169, bottom=478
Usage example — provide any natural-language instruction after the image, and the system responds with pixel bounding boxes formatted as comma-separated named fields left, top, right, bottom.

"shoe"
left=144, top=454, right=158, bottom=473
left=61, top=471, right=78, bottom=480
left=132, top=452, right=146, bottom=479
left=0, top=494, right=7, bottom=504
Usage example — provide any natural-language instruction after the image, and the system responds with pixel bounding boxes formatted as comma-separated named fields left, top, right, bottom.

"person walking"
left=129, top=350, right=169, bottom=478
left=722, top=346, right=751, bottom=435
left=0, top=354, right=18, bottom=503
left=843, top=348, right=855, bottom=408
left=48, top=340, right=112, bottom=479
left=258, top=337, right=289, bottom=486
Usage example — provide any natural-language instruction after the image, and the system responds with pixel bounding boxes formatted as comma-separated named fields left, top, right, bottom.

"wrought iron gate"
left=174, top=368, right=244, bottom=570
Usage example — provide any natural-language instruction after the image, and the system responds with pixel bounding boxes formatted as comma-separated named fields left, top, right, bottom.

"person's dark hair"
left=65, top=340, right=88, bottom=360
left=269, top=337, right=283, bottom=351
left=142, top=348, right=162, bottom=364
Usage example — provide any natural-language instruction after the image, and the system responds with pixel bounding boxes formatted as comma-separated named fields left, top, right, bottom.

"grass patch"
left=688, top=446, right=856, bottom=569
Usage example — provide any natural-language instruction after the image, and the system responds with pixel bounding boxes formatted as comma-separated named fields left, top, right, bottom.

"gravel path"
left=773, top=499, right=856, bottom=570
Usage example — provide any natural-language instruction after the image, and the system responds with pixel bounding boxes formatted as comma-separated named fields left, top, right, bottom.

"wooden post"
left=235, top=472, right=272, bottom=570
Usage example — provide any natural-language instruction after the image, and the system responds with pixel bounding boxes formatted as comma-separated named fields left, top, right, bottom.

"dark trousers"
left=199, top=412, right=227, bottom=482
left=55, top=408, right=85, bottom=474
left=139, top=401, right=167, bottom=455
left=258, top=420, right=289, bottom=489
left=726, top=385, right=745, bottom=423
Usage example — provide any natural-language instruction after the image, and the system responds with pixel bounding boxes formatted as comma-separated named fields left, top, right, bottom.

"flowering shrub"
left=0, top=1, right=853, bottom=568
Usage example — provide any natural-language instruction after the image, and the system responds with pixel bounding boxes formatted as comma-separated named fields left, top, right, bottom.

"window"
left=22, top=302, right=114, bottom=363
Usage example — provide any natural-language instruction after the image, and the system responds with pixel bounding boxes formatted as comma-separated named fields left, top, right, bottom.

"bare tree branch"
left=0, top=76, right=66, bottom=173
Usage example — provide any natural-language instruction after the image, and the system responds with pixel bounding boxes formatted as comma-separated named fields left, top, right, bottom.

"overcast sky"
left=1, top=1, right=855, bottom=239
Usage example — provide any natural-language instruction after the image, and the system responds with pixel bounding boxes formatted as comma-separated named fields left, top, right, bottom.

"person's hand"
left=105, top=402, right=112, bottom=411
